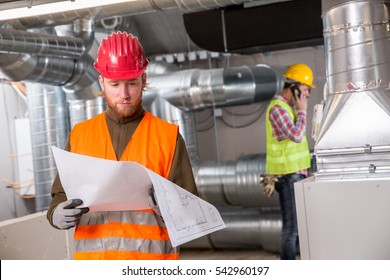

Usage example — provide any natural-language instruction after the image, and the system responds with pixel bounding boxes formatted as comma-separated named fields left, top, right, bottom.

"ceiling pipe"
left=0, top=0, right=259, bottom=29
left=0, top=28, right=85, bottom=58
left=0, top=19, right=98, bottom=99
left=0, top=51, right=98, bottom=100
left=146, top=64, right=285, bottom=111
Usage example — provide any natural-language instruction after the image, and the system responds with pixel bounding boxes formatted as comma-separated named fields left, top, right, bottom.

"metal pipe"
left=0, top=0, right=259, bottom=28
left=315, top=0, right=390, bottom=179
left=0, top=28, right=85, bottom=58
left=26, top=83, right=70, bottom=212
left=195, top=154, right=279, bottom=208
left=147, top=65, right=284, bottom=111
left=183, top=208, right=281, bottom=252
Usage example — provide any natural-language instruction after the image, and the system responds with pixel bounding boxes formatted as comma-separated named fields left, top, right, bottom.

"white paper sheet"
left=51, top=146, right=226, bottom=247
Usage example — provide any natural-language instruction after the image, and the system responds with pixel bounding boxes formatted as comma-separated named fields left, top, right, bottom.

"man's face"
left=299, top=84, right=311, bottom=99
left=99, top=73, right=146, bottom=119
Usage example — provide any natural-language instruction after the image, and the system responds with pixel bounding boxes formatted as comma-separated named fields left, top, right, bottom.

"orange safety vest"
left=69, top=112, right=179, bottom=260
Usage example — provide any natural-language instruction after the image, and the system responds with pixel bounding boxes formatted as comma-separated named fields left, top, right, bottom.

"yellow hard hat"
left=284, top=63, right=316, bottom=88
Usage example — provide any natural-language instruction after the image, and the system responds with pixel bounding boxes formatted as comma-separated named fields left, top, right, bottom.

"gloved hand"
left=260, top=174, right=278, bottom=198
left=52, top=199, right=89, bottom=230
left=148, top=187, right=161, bottom=217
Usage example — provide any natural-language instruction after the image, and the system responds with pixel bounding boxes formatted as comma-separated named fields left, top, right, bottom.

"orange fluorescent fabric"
left=69, top=111, right=179, bottom=260
left=74, top=251, right=179, bottom=260
left=74, top=222, right=171, bottom=240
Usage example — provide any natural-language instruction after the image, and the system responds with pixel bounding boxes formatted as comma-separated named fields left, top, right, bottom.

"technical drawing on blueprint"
left=146, top=169, right=226, bottom=247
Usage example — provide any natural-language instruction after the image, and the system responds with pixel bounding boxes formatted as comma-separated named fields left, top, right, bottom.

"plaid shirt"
left=268, top=95, right=308, bottom=176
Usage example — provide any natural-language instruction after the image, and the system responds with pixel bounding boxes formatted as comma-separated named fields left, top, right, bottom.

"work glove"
left=148, top=187, right=162, bottom=217
left=260, top=174, right=278, bottom=198
left=52, top=199, right=89, bottom=230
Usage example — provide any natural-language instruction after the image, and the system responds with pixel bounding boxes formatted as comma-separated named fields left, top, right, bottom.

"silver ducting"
left=0, top=52, right=75, bottom=84
left=0, top=28, right=86, bottom=58
left=147, top=65, right=284, bottom=111
left=0, top=51, right=99, bottom=99
left=26, top=83, right=70, bottom=211
left=315, top=0, right=390, bottom=179
left=184, top=208, right=281, bottom=252
left=195, top=154, right=279, bottom=208
left=0, top=0, right=259, bottom=28
left=68, top=97, right=107, bottom=128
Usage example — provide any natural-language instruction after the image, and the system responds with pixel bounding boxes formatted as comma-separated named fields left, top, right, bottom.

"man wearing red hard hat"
left=47, top=32, right=197, bottom=260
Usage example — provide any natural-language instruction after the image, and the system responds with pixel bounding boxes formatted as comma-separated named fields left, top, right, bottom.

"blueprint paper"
left=51, top=146, right=226, bottom=246
left=144, top=169, right=227, bottom=247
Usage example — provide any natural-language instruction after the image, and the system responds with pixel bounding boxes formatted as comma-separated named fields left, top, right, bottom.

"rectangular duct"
left=183, top=0, right=323, bottom=54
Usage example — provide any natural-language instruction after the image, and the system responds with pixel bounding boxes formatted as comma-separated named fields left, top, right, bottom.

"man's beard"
left=106, top=99, right=141, bottom=119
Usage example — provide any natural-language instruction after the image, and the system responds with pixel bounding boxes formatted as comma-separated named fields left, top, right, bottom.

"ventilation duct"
left=315, top=0, right=390, bottom=180
left=183, top=0, right=323, bottom=54
left=68, top=97, right=107, bottom=128
left=183, top=208, right=281, bottom=252
left=0, top=0, right=262, bottom=29
left=26, top=83, right=70, bottom=211
left=0, top=28, right=85, bottom=57
left=146, top=64, right=285, bottom=111
left=0, top=19, right=98, bottom=100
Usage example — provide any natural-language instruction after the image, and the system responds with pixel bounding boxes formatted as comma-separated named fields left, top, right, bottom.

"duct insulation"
left=26, top=83, right=69, bottom=211
left=0, top=0, right=259, bottom=29
left=146, top=65, right=284, bottom=111
left=182, top=208, right=282, bottom=253
left=315, top=0, right=390, bottom=180
left=68, top=97, right=107, bottom=128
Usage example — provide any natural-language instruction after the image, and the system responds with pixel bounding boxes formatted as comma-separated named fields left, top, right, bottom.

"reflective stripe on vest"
left=265, top=99, right=310, bottom=175
left=70, top=112, right=179, bottom=260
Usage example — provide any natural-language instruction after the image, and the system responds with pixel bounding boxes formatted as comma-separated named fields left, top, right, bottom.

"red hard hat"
left=94, top=31, right=149, bottom=80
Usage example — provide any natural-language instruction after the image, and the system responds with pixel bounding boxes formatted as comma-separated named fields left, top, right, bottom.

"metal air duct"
left=147, top=64, right=284, bottom=111
left=184, top=208, right=281, bottom=252
left=0, top=0, right=263, bottom=28
left=195, top=154, right=279, bottom=208
left=0, top=28, right=85, bottom=58
left=315, top=0, right=390, bottom=179
left=0, top=19, right=98, bottom=100
left=26, top=83, right=70, bottom=211
left=68, top=97, right=107, bottom=128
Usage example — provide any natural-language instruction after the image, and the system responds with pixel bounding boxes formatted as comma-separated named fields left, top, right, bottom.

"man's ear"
left=98, top=75, right=104, bottom=90
left=141, top=73, right=147, bottom=86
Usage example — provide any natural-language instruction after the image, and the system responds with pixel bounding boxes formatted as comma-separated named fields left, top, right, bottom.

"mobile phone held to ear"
left=291, top=84, right=301, bottom=99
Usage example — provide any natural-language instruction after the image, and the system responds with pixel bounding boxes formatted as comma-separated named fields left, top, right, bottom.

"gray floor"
left=180, top=248, right=281, bottom=260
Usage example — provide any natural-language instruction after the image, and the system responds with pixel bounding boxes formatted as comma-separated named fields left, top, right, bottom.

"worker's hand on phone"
left=294, top=91, right=308, bottom=111
left=52, top=199, right=89, bottom=230
left=291, top=84, right=309, bottom=111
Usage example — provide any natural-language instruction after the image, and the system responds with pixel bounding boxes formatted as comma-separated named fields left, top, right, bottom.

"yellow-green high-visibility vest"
left=265, top=99, right=310, bottom=175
